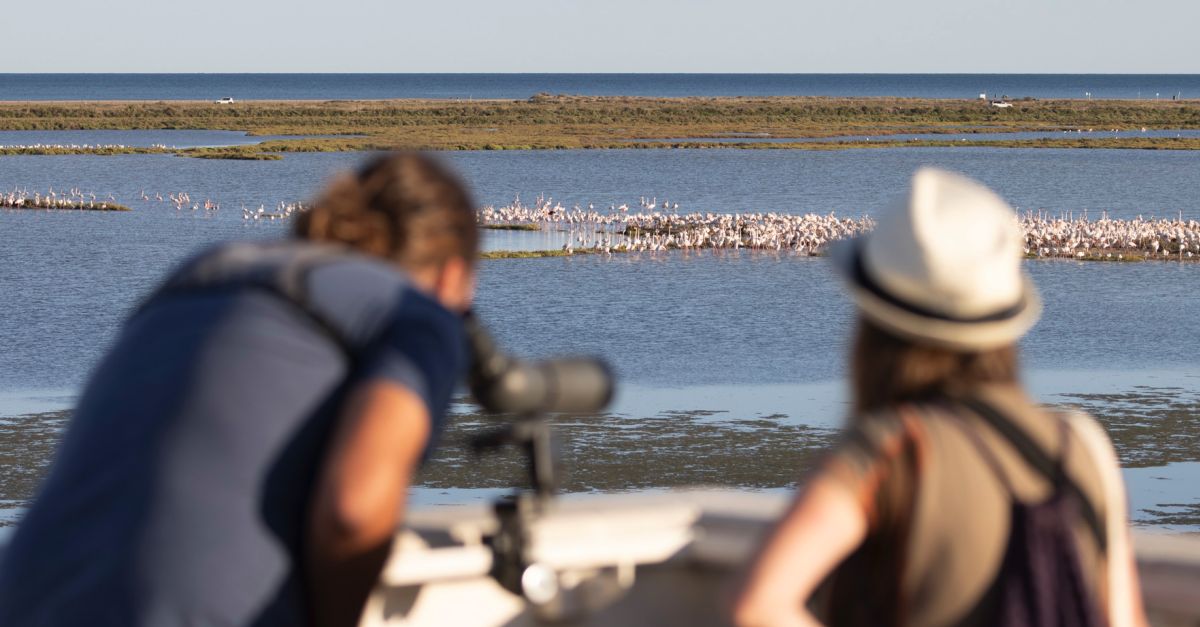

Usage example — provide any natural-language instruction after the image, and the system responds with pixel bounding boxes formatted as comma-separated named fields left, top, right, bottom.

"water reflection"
left=5, top=149, right=1200, bottom=224
left=1052, top=384, right=1200, bottom=468
left=0, top=410, right=67, bottom=526
left=1124, top=463, right=1200, bottom=531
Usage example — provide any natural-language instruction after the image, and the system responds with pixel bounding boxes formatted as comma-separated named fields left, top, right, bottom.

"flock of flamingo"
left=0, top=143, right=172, bottom=151
left=2, top=187, right=308, bottom=220
left=1, top=187, right=122, bottom=210
left=479, top=195, right=1200, bottom=260
left=135, top=189, right=307, bottom=219
left=6, top=187, right=1200, bottom=260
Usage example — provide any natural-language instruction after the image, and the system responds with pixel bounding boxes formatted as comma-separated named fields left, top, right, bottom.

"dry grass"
left=1, top=97, right=1198, bottom=156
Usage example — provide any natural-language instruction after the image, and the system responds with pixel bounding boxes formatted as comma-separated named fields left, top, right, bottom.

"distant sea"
left=2, top=74, right=1199, bottom=101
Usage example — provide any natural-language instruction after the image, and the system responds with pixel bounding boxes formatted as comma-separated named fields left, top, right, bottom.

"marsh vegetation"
left=2, top=97, right=1199, bottom=157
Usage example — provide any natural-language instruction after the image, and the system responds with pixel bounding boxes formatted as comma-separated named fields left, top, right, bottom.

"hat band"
left=852, top=244, right=1027, bottom=324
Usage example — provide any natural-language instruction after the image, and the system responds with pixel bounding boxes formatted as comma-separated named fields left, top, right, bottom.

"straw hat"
left=830, top=167, right=1041, bottom=350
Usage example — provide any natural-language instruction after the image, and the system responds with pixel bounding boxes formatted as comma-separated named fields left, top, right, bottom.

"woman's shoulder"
left=830, top=404, right=939, bottom=479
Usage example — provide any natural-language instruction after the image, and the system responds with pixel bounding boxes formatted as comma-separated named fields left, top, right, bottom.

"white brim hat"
left=830, top=168, right=1042, bottom=351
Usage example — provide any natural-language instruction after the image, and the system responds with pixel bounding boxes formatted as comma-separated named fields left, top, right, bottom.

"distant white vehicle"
left=215, top=97, right=236, bottom=104
left=990, top=100, right=1013, bottom=108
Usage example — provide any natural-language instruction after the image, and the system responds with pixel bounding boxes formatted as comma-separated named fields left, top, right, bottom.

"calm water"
left=4, top=146, right=1200, bottom=220
left=2, top=74, right=1199, bottom=101
left=4, top=147, right=1200, bottom=394
left=2, top=147, right=1199, bottom=529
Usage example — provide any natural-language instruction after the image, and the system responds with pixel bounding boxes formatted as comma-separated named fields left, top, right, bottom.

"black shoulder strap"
left=136, top=242, right=358, bottom=361
left=960, top=398, right=1107, bottom=551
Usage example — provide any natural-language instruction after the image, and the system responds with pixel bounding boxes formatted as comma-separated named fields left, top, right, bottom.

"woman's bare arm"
left=305, top=380, right=431, bottom=627
left=732, top=475, right=868, bottom=627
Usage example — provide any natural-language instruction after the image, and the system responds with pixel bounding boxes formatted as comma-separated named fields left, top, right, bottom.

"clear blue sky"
left=6, top=0, right=1198, bottom=73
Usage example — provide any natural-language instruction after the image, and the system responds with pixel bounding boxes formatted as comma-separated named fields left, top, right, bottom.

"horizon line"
left=3, top=71, right=1200, bottom=76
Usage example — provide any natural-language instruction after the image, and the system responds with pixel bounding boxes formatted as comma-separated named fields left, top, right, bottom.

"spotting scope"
left=464, top=311, right=614, bottom=416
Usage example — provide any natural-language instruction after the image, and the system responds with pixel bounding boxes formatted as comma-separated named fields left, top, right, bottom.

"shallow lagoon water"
left=4, top=147, right=1198, bottom=394
left=1, top=148, right=1198, bottom=530
left=3, top=148, right=1200, bottom=221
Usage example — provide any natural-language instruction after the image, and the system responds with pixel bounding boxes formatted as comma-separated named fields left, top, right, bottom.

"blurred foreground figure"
left=0, top=154, right=479, bottom=627
left=734, top=169, right=1147, bottom=627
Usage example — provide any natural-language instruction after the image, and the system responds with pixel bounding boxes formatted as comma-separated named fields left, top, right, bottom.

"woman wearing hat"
left=733, top=169, right=1146, bottom=627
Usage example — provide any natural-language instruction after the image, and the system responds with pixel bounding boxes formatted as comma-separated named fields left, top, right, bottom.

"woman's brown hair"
left=850, top=317, right=1019, bottom=416
left=293, top=152, right=479, bottom=269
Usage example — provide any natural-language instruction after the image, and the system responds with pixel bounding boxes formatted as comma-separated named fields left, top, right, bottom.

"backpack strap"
left=136, top=242, right=359, bottom=362
left=945, top=408, right=1018, bottom=496
left=959, top=398, right=1107, bottom=551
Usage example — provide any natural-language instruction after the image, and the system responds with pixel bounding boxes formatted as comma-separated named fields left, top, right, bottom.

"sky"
left=5, top=0, right=1199, bottom=73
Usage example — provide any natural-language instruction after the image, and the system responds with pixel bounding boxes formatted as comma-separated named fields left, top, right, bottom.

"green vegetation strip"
left=2, top=201, right=131, bottom=211
left=481, top=249, right=582, bottom=259
left=1, top=96, right=1199, bottom=157
left=179, top=150, right=283, bottom=161
left=481, top=223, right=542, bottom=231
